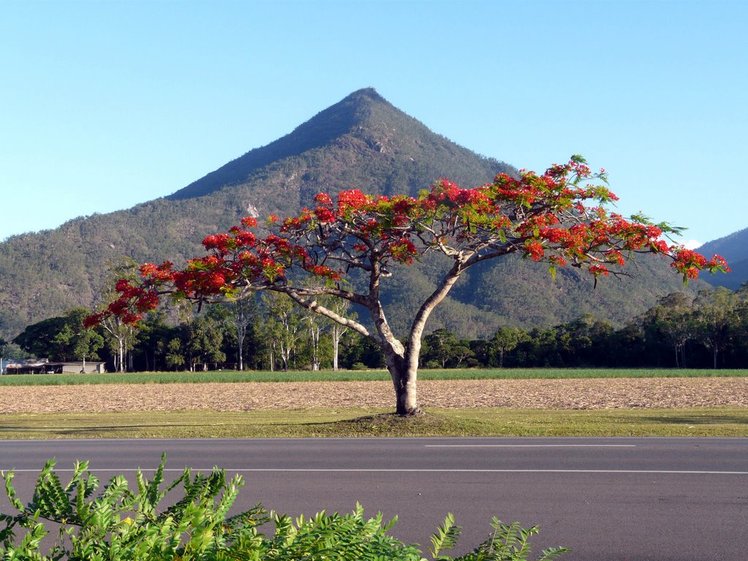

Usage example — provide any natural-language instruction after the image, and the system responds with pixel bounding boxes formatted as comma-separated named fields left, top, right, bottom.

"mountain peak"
left=168, top=88, right=396, bottom=200
left=343, top=87, right=386, bottom=102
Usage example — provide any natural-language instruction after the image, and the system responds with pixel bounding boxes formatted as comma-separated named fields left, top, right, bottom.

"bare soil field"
left=2, top=378, right=747, bottom=413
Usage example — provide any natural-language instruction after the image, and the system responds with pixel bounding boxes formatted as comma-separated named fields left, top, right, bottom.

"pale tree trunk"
left=308, top=321, right=322, bottom=371
left=381, top=344, right=419, bottom=416
left=237, top=330, right=245, bottom=371
left=279, top=343, right=291, bottom=371
left=332, top=329, right=341, bottom=371
left=117, top=339, right=125, bottom=373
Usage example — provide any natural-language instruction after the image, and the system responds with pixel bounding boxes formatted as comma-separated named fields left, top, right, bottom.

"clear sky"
left=2, top=0, right=746, bottom=248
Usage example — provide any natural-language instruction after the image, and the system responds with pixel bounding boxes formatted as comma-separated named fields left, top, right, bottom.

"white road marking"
left=424, top=444, right=637, bottom=448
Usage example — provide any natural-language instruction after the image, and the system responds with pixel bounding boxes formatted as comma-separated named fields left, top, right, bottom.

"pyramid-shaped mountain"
left=0, top=89, right=705, bottom=340
left=167, top=87, right=513, bottom=209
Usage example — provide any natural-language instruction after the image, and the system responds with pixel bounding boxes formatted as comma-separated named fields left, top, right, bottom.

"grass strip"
left=2, top=368, right=747, bottom=386
left=1, top=407, right=746, bottom=439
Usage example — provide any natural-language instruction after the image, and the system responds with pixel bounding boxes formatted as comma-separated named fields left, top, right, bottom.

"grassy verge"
left=1, top=407, right=746, bottom=439
left=2, top=368, right=747, bottom=386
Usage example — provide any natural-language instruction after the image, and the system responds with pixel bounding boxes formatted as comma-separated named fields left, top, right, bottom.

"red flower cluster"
left=671, top=249, right=730, bottom=280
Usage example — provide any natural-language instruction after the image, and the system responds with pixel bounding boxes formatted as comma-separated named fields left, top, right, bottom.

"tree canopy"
left=87, top=156, right=728, bottom=414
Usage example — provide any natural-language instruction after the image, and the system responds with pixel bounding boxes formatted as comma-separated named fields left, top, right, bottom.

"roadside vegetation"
left=0, top=456, right=567, bottom=561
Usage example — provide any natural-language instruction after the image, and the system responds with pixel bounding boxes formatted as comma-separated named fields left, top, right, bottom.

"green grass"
left=1, top=407, right=746, bottom=439
left=2, top=368, right=747, bottom=386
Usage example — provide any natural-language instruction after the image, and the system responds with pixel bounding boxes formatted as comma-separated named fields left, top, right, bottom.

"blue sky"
left=2, top=0, right=746, bottom=248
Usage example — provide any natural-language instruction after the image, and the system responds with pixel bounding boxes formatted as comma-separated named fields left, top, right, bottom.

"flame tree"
left=87, top=156, right=728, bottom=415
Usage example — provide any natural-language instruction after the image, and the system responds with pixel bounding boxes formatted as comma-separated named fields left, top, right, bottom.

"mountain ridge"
left=699, top=227, right=748, bottom=289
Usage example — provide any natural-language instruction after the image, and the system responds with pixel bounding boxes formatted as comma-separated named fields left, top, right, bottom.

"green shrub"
left=1, top=457, right=568, bottom=561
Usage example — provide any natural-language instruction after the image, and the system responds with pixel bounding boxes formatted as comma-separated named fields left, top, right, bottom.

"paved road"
left=1, top=438, right=746, bottom=561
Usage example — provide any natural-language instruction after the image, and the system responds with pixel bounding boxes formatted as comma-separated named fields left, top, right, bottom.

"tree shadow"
left=0, top=424, right=199, bottom=435
left=639, top=415, right=748, bottom=425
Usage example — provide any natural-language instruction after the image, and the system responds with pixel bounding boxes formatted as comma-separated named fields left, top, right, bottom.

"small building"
left=4, top=359, right=106, bottom=375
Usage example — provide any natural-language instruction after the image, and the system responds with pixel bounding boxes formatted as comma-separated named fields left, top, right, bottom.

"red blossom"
left=314, top=192, right=333, bottom=205
left=525, top=240, right=545, bottom=261
left=338, top=189, right=369, bottom=212
left=314, top=207, right=336, bottom=223
left=588, top=264, right=610, bottom=277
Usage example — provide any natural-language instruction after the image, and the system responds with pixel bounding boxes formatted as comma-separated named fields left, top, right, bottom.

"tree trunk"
left=383, top=349, right=419, bottom=416
left=118, top=338, right=125, bottom=373
left=332, top=334, right=340, bottom=371
left=237, top=335, right=244, bottom=371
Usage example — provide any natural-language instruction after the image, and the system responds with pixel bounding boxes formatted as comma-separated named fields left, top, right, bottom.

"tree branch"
left=283, top=289, right=371, bottom=339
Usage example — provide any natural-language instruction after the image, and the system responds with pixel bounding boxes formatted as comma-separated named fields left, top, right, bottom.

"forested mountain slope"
left=698, top=227, right=748, bottom=290
left=0, top=89, right=706, bottom=339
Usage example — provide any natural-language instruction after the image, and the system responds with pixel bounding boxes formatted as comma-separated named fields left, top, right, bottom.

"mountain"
left=698, top=227, right=748, bottom=290
left=0, top=88, right=707, bottom=340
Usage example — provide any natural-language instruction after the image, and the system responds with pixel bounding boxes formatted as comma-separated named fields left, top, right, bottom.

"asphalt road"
left=1, top=438, right=746, bottom=561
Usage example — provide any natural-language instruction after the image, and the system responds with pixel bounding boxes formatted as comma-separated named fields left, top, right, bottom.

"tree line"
left=4, top=285, right=746, bottom=372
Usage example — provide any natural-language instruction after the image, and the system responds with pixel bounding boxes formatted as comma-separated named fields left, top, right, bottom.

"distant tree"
left=100, top=316, right=137, bottom=372
left=259, top=292, right=305, bottom=371
left=641, top=292, right=695, bottom=368
left=186, top=314, right=226, bottom=371
left=692, top=288, right=740, bottom=369
left=92, top=259, right=142, bottom=372
left=213, top=292, right=257, bottom=371
left=88, top=156, right=728, bottom=415
left=339, top=331, right=385, bottom=370
left=15, top=309, right=103, bottom=367
left=423, top=329, right=461, bottom=368
left=316, top=294, right=354, bottom=371
left=52, top=309, right=105, bottom=371
left=0, top=340, right=28, bottom=362
left=165, top=336, right=186, bottom=371
left=14, top=316, right=69, bottom=360
left=488, top=326, right=528, bottom=368
left=131, top=312, right=172, bottom=371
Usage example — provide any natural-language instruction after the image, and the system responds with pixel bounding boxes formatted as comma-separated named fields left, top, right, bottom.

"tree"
left=52, top=309, right=104, bottom=371
left=211, top=292, right=257, bottom=371
left=185, top=314, right=226, bottom=371
left=92, top=259, right=142, bottom=372
left=327, top=297, right=353, bottom=371
left=15, top=309, right=103, bottom=368
left=100, top=315, right=137, bottom=372
left=489, top=326, right=528, bottom=368
left=423, top=328, right=460, bottom=368
left=87, top=156, right=728, bottom=415
left=259, top=292, right=305, bottom=371
left=165, top=335, right=186, bottom=371
left=641, top=292, right=696, bottom=368
left=693, top=287, right=740, bottom=369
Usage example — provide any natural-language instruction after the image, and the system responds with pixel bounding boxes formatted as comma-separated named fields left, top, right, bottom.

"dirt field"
left=2, top=378, right=747, bottom=413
